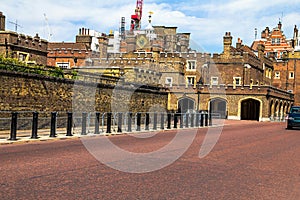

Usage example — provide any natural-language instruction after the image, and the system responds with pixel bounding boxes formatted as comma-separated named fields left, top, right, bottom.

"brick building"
left=47, top=28, right=109, bottom=68
left=1, top=9, right=293, bottom=121
left=0, top=12, right=48, bottom=65
left=87, top=31, right=294, bottom=121
left=251, top=22, right=300, bottom=105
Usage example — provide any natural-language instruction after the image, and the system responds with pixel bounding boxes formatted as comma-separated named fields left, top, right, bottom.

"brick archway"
left=241, top=98, right=260, bottom=121
left=178, top=97, right=195, bottom=113
left=209, top=98, right=227, bottom=119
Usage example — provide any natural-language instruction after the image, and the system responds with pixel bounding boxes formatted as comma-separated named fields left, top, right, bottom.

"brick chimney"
left=223, top=32, right=232, bottom=56
left=0, top=12, right=5, bottom=31
left=257, top=43, right=265, bottom=59
left=236, top=38, right=242, bottom=49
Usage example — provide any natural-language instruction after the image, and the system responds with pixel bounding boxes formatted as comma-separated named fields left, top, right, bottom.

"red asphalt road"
left=0, top=120, right=300, bottom=200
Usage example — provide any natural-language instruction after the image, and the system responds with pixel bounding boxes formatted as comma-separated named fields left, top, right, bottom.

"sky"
left=2, top=0, right=300, bottom=53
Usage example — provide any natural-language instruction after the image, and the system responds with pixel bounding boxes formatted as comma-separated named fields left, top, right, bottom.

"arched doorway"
left=209, top=98, right=227, bottom=119
left=178, top=97, right=195, bottom=113
left=241, top=98, right=260, bottom=121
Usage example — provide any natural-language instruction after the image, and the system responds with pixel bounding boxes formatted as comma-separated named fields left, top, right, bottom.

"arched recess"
left=178, top=97, right=195, bottom=113
left=209, top=98, right=227, bottom=119
left=241, top=98, right=261, bottom=121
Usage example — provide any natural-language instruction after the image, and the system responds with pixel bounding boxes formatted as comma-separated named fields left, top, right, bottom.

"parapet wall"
left=0, top=70, right=168, bottom=113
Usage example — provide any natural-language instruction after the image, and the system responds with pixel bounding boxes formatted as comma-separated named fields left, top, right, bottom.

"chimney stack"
left=223, top=32, right=232, bottom=56
left=257, top=43, right=265, bottom=59
left=236, top=38, right=242, bottom=49
left=0, top=12, right=5, bottom=31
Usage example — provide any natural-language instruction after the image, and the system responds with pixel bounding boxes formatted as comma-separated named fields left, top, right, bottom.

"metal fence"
left=0, top=111, right=215, bottom=141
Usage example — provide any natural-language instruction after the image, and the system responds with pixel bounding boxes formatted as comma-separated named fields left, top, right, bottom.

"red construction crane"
left=130, top=0, right=143, bottom=31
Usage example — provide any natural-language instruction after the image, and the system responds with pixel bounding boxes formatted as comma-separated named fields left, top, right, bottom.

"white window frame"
left=274, top=71, right=280, bottom=79
left=289, top=71, right=295, bottom=79
left=271, top=38, right=276, bottom=44
left=233, top=77, right=241, bottom=86
left=165, top=77, right=173, bottom=87
left=266, top=69, right=272, bottom=79
left=211, top=77, right=219, bottom=85
left=276, top=38, right=281, bottom=44
left=186, top=76, right=196, bottom=86
left=56, top=62, right=70, bottom=69
left=186, top=60, right=196, bottom=71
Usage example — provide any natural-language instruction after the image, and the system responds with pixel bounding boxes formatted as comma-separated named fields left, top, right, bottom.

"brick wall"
left=0, top=70, right=168, bottom=113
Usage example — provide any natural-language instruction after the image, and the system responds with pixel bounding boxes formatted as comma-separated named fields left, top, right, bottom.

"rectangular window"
left=233, top=77, right=241, bottom=85
left=186, top=76, right=195, bottom=85
left=275, top=72, right=280, bottom=79
left=289, top=71, right=295, bottom=79
left=187, top=60, right=196, bottom=71
left=56, top=62, right=70, bottom=69
left=211, top=77, right=218, bottom=85
left=271, top=38, right=276, bottom=44
left=165, top=77, right=173, bottom=86
left=276, top=38, right=281, bottom=44
left=18, top=53, right=29, bottom=62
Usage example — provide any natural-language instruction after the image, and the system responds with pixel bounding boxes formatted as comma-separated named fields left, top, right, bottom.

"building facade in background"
left=0, top=12, right=48, bottom=66
left=0, top=11, right=297, bottom=120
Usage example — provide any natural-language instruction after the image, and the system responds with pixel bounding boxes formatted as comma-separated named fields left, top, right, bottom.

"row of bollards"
left=8, top=111, right=212, bottom=141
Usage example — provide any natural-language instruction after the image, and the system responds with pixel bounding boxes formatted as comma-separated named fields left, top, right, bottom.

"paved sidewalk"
left=0, top=120, right=282, bottom=145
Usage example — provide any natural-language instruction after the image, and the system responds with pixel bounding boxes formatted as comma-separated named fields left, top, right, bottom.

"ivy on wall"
left=0, top=55, right=77, bottom=79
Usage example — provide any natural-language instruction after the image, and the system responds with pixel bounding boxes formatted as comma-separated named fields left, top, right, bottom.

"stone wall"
left=0, top=70, right=168, bottom=113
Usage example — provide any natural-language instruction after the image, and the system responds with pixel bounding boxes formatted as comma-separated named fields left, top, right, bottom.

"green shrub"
left=0, top=55, right=67, bottom=79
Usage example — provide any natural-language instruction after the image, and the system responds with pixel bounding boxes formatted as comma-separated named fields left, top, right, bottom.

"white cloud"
left=2, top=0, right=300, bottom=52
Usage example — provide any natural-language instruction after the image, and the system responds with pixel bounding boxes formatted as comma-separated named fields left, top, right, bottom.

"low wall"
left=0, top=70, right=168, bottom=113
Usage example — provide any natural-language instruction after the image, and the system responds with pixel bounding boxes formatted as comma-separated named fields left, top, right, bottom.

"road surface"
left=1, top=120, right=300, bottom=199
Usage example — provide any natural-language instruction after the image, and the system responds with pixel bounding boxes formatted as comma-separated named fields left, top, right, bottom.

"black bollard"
left=195, top=113, right=200, bottom=127
left=117, top=113, right=122, bottom=133
left=200, top=113, right=204, bottom=127
left=31, top=112, right=39, bottom=139
left=209, top=113, right=212, bottom=126
left=185, top=113, right=189, bottom=128
left=167, top=113, right=171, bottom=129
left=174, top=113, right=178, bottom=129
left=191, top=113, right=195, bottom=128
left=205, top=113, right=208, bottom=126
left=95, top=112, right=100, bottom=134
left=160, top=113, right=164, bottom=130
left=81, top=112, right=87, bottom=135
left=106, top=113, right=112, bottom=134
left=180, top=114, right=183, bottom=128
left=127, top=112, right=132, bottom=132
left=145, top=113, right=150, bottom=130
left=9, top=112, right=18, bottom=141
left=153, top=113, right=157, bottom=130
left=136, top=113, right=141, bottom=131
left=50, top=112, right=57, bottom=137
left=66, top=112, right=73, bottom=136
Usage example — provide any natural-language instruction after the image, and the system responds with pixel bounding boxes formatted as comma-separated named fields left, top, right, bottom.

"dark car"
left=286, top=106, right=300, bottom=129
